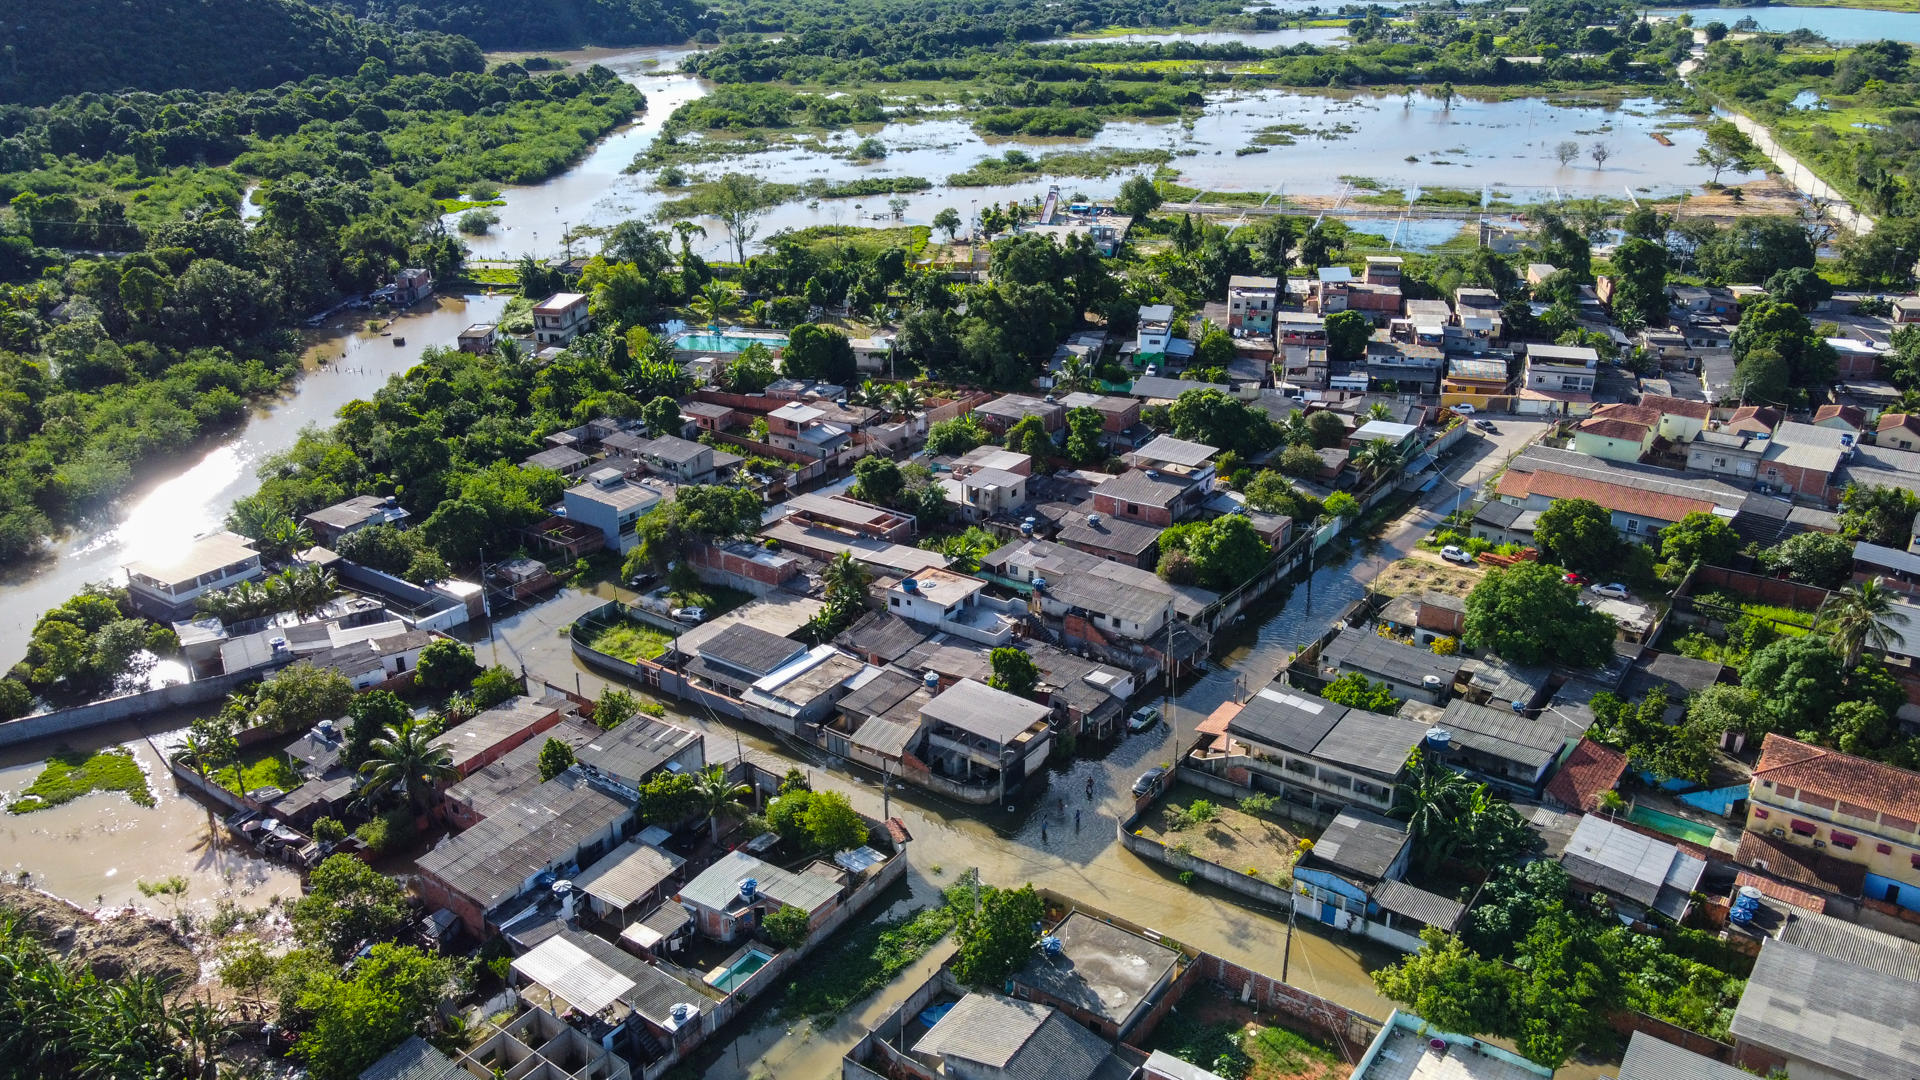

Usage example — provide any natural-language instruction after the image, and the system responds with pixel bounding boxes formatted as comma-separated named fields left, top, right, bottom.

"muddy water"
left=0, top=726, right=304, bottom=914
left=0, top=294, right=508, bottom=666
left=1043, top=27, right=1350, bottom=47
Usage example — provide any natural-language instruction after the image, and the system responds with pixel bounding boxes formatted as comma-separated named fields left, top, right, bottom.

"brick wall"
left=1609, top=1011, right=1736, bottom=1061
left=1195, top=954, right=1381, bottom=1058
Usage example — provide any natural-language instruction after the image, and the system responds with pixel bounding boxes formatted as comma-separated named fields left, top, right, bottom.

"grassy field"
left=1136, top=783, right=1306, bottom=886
left=1146, top=984, right=1348, bottom=1080
left=588, top=619, right=675, bottom=663
left=213, top=749, right=304, bottom=797
left=9, top=746, right=155, bottom=813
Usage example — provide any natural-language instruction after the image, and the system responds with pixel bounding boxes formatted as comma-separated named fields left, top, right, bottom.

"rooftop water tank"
left=1422, top=674, right=1443, bottom=690
left=901, top=578, right=918, bottom=593
left=1040, top=935, right=1063, bottom=955
left=739, top=878, right=759, bottom=903
left=1087, top=512, right=1102, bottom=528
left=1423, top=727, right=1452, bottom=752
left=1032, top=577, right=1047, bottom=591
left=670, top=1003, right=696, bottom=1025
left=924, top=671, right=940, bottom=690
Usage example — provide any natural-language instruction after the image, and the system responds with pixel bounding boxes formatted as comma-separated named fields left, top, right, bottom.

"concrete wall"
left=0, top=668, right=265, bottom=750
left=1117, top=794, right=1297, bottom=909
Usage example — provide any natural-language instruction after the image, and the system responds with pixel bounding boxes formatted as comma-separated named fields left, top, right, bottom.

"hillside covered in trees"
left=3, top=0, right=483, bottom=105
left=323, top=0, right=705, bottom=49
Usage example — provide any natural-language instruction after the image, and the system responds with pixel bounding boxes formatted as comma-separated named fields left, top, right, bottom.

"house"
left=1274, top=310, right=1327, bottom=346
left=1126, top=374, right=1226, bottom=403
left=1814, top=403, right=1868, bottom=434
left=835, top=611, right=931, bottom=667
left=301, top=494, right=410, bottom=546
left=1686, top=429, right=1766, bottom=480
left=1896, top=296, right=1920, bottom=324
left=1363, top=340, right=1444, bottom=393
left=912, top=992, right=1119, bottom=1080
left=741, top=647, right=869, bottom=733
left=1724, top=404, right=1782, bottom=436
left=1542, top=737, right=1628, bottom=813
left=1135, top=303, right=1179, bottom=357
left=1670, top=284, right=1736, bottom=318
left=1526, top=262, right=1558, bottom=286
left=1291, top=807, right=1465, bottom=950
left=632, top=435, right=717, bottom=484
left=1318, top=627, right=1462, bottom=705
left=391, top=267, right=432, bottom=304
left=849, top=335, right=892, bottom=373
left=124, top=530, right=264, bottom=622
left=1442, top=356, right=1511, bottom=408
left=1056, top=393, right=1143, bottom=448
left=984, top=539, right=1179, bottom=643
left=1851, top=540, right=1920, bottom=596
left=688, top=538, right=805, bottom=596
left=1089, top=468, right=1203, bottom=526
left=1008, top=911, right=1179, bottom=1041
left=1055, top=508, right=1165, bottom=568
left=766, top=402, right=851, bottom=459
left=1276, top=344, right=1330, bottom=390
left=1522, top=343, right=1599, bottom=394
left=456, top=323, right=498, bottom=354
left=975, top=394, right=1066, bottom=435
left=1347, top=418, right=1419, bottom=453
left=1877, top=411, right=1920, bottom=452
left=1747, top=733, right=1920, bottom=912
left=681, top=400, right=736, bottom=433
left=1351, top=1010, right=1554, bottom=1080
left=1130, top=434, right=1219, bottom=486
left=1227, top=275, right=1281, bottom=333
left=1574, top=403, right=1663, bottom=462
left=563, top=468, right=666, bottom=554
left=1455, top=287, right=1505, bottom=339
left=1376, top=590, right=1466, bottom=647
left=1426, top=700, right=1570, bottom=795
left=779, top=491, right=916, bottom=541
left=505, top=930, right=704, bottom=1072
left=1729, top=934, right=1920, bottom=1080
left=686, top=623, right=809, bottom=695
left=945, top=468, right=1028, bottom=522
left=440, top=717, right=602, bottom=827
left=573, top=715, right=706, bottom=801
left=531, top=292, right=590, bottom=347
left=1637, top=327, right=1690, bottom=367
left=413, top=772, right=633, bottom=936
left=677, top=848, right=846, bottom=942
left=1758, top=422, right=1846, bottom=502
left=521, top=445, right=592, bottom=478
left=1208, top=688, right=1428, bottom=816
left=918, top=679, right=1053, bottom=803
left=1469, top=499, right=1537, bottom=547
left=571, top=838, right=686, bottom=927
left=300, top=625, right=433, bottom=690
left=951, top=446, right=1033, bottom=477
left=1496, top=448, right=1742, bottom=542
left=1828, top=335, right=1883, bottom=379
left=1618, top=1032, right=1753, bottom=1080
left=1559, top=813, right=1706, bottom=922
left=883, top=569, right=1018, bottom=647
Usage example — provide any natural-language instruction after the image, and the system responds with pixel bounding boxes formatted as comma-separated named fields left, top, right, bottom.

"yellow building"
left=1747, top=734, right=1920, bottom=912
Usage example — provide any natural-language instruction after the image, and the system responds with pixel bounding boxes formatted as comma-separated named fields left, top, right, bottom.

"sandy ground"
left=1372, top=551, right=1486, bottom=598
left=0, top=881, right=198, bottom=988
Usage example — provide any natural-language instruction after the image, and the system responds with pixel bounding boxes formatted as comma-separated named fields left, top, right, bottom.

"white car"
left=1127, top=706, right=1161, bottom=733
left=1589, top=583, right=1629, bottom=600
left=671, top=606, right=706, bottom=623
left=1453, top=403, right=1476, bottom=415
left=1439, top=545, right=1474, bottom=565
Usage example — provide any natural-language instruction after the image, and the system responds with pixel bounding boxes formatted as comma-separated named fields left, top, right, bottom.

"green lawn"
left=9, top=746, right=155, bottom=813
left=213, top=749, right=304, bottom=797
left=589, top=620, right=675, bottom=663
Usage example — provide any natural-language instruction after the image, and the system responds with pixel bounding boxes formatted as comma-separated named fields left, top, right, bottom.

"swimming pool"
left=671, top=330, right=788, bottom=354
left=706, top=948, right=773, bottom=993
left=1627, top=806, right=1719, bottom=847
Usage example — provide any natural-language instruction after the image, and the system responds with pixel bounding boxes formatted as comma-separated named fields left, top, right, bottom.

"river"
left=1665, top=4, right=1920, bottom=43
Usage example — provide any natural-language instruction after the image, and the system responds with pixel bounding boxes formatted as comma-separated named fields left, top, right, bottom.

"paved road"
left=494, top=419, right=1553, bottom=1078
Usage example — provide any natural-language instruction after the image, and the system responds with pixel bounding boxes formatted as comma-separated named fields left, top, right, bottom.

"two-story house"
left=918, top=679, right=1053, bottom=804
left=1747, top=733, right=1920, bottom=912
left=1523, top=343, right=1599, bottom=394
left=1227, top=275, right=1281, bottom=333
left=1135, top=303, right=1177, bottom=355
left=983, top=538, right=1179, bottom=644
left=766, top=402, right=851, bottom=460
left=882, top=569, right=1019, bottom=647
left=1274, top=310, right=1327, bottom=347
left=124, top=530, right=265, bottom=622
left=1208, top=687, right=1428, bottom=818
left=563, top=468, right=667, bottom=554
left=532, top=291, right=591, bottom=347
left=1089, top=468, right=1204, bottom=527
left=1758, top=422, right=1846, bottom=502
left=633, top=435, right=718, bottom=484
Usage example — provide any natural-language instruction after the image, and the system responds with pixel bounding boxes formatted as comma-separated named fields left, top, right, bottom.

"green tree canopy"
left=951, top=881, right=1043, bottom=987
left=1323, top=309, right=1372, bottom=363
left=784, top=323, right=857, bottom=383
left=538, top=736, right=577, bottom=781
left=1532, top=498, right=1622, bottom=572
left=1321, top=671, right=1402, bottom=712
left=1658, top=511, right=1739, bottom=568
left=988, top=646, right=1039, bottom=698
left=1463, top=561, right=1616, bottom=667
left=413, top=638, right=480, bottom=691
left=1759, top=529, right=1854, bottom=587
left=288, top=854, right=410, bottom=960
left=1157, top=513, right=1270, bottom=591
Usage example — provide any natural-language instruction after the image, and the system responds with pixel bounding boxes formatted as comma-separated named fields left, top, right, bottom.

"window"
left=1790, top=820, right=1817, bottom=836
left=1879, top=843, right=1893, bottom=855
left=889, top=598, right=900, bottom=608
left=1912, top=852, right=1920, bottom=870
left=1753, top=808, right=1769, bottom=820
left=1830, top=831, right=1858, bottom=850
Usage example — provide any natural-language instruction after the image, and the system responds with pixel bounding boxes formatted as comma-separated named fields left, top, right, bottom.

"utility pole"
left=1282, top=895, right=1298, bottom=982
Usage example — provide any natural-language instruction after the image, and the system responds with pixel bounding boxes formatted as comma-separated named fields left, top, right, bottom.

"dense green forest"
left=0, top=62, right=641, bottom=565
left=326, top=0, right=705, bottom=49
left=4, top=0, right=483, bottom=106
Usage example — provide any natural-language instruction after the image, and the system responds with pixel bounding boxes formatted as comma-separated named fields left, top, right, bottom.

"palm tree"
left=261, top=516, right=314, bottom=561
left=496, top=336, right=525, bottom=366
left=1055, top=355, right=1093, bottom=393
left=691, top=281, right=731, bottom=328
left=358, top=719, right=458, bottom=817
left=1278, top=410, right=1312, bottom=447
left=850, top=379, right=886, bottom=408
left=172, top=734, right=232, bottom=836
left=820, top=550, right=867, bottom=602
left=886, top=384, right=924, bottom=420
left=671, top=220, right=707, bottom=266
left=275, top=564, right=340, bottom=618
left=1366, top=402, right=1392, bottom=421
left=692, top=763, right=752, bottom=843
left=1392, top=749, right=1472, bottom=869
left=1820, top=576, right=1909, bottom=667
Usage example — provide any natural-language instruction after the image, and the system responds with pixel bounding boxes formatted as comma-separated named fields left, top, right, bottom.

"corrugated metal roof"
left=357, top=1036, right=462, bottom=1080
left=1616, top=1031, right=1750, bottom=1080
left=679, top=850, right=842, bottom=915
left=574, top=839, right=684, bottom=911
left=1778, top=910, right=1920, bottom=982
left=512, top=934, right=635, bottom=1017
left=1731, top=938, right=1920, bottom=1079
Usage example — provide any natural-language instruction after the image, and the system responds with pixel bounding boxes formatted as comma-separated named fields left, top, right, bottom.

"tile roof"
left=1730, top=938, right=1920, bottom=1080
left=1578, top=416, right=1655, bottom=441
left=1638, top=394, right=1711, bottom=421
left=1735, top=870, right=1827, bottom=914
left=1542, top=738, right=1626, bottom=813
left=1372, top=880, right=1465, bottom=931
left=1497, top=466, right=1716, bottom=523
left=1877, top=411, right=1920, bottom=435
left=1735, top=830, right=1866, bottom=898
left=1814, top=403, right=1867, bottom=429
left=1752, top=733, right=1920, bottom=825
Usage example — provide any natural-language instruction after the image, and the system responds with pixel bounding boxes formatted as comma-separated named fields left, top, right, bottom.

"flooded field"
left=1667, top=4, right=1920, bottom=43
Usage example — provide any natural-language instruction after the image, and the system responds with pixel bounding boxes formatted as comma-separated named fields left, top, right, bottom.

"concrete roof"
left=1013, top=911, right=1179, bottom=1029
left=913, top=993, right=1111, bottom=1080
left=920, top=679, right=1051, bottom=743
left=125, top=530, right=257, bottom=584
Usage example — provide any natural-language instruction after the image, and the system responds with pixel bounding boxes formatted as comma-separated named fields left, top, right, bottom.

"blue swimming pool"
left=1628, top=806, right=1719, bottom=847
left=671, top=330, right=788, bottom=354
left=706, top=949, right=772, bottom=993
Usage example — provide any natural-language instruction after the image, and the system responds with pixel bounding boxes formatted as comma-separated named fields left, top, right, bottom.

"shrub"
left=312, top=816, right=347, bottom=843
left=763, top=904, right=812, bottom=949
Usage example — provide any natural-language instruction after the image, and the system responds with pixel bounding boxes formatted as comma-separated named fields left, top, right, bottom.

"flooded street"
left=0, top=725, right=304, bottom=914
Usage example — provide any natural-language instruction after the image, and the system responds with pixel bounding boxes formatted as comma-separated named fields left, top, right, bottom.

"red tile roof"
left=1196, top=701, right=1240, bottom=737
left=1814, top=403, right=1866, bottom=429
left=1639, top=394, right=1711, bottom=421
left=1735, top=869, right=1828, bottom=914
left=1544, top=738, right=1628, bottom=812
left=1725, top=405, right=1781, bottom=434
left=1752, top=733, right=1920, bottom=824
left=1498, top=467, right=1717, bottom=524
left=1877, top=412, right=1920, bottom=435
left=1736, top=830, right=1866, bottom=898
left=1578, top=417, right=1654, bottom=442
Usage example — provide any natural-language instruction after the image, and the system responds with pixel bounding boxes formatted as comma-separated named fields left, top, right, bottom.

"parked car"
left=1440, top=545, right=1474, bottom=565
left=671, top=606, right=706, bottom=623
left=1474, top=418, right=1497, bottom=432
left=1132, top=766, right=1168, bottom=796
left=1563, top=571, right=1587, bottom=585
left=1589, top=583, right=1629, bottom=599
left=1453, top=403, right=1476, bottom=415
left=1127, top=706, right=1161, bottom=733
